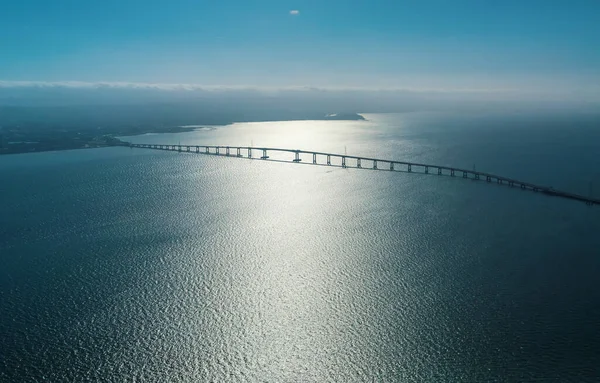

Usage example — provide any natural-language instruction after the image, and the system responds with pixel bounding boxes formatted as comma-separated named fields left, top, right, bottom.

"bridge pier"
left=226, top=147, right=230, bottom=156
left=438, top=168, right=442, bottom=175
left=237, top=148, right=241, bottom=157
left=475, top=174, right=480, bottom=180
left=196, top=146, right=199, bottom=153
left=451, top=169, right=455, bottom=176
left=186, top=146, right=190, bottom=152
left=425, top=166, right=429, bottom=174
left=357, top=158, right=361, bottom=168
left=408, top=164, right=411, bottom=172
left=463, top=171, right=467, bottom=178
left=486, top=176, right=491, bottom=182
left=520, top=184, right=526, bottom=189
left=327, top=155, right=331, bottom=165
left=373, top=160, right=377, bottom=169
left=390, top=162, right=394, bottom=171
left=261, top=149, right=269, bottom=159
left=341, top=156, right=346, bottom=167
left=313, top=153, right=317, bottom=164
left=294, top=151, right=301, bottom=162
left=497, top=178, right=502, bottom=184
left=178, top=145, right=182, bottom=152
left=248, top=148, right=252, bottom=158
left=509, top=181, right=514, bottom=187
left=216, top=147, right=220, bottom=155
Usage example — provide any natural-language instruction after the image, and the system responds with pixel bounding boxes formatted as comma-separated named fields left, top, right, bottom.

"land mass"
left=0, top=107, right=365, bottom=155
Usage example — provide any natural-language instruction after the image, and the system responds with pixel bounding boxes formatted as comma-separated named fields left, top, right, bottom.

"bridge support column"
left=226, top=147, right=230, bottom=156
left=438, top=168, right=442, bottom=175
left=497, top=179, right=502, bottom=184
left=261, top=149, right=269, bottom=159
left=341, top=156, right=346, bottom=167
left=357, top=158, right=361, bottom=168
left=486, top=176, right=491, bottom=182
left=390, top=162, right=394, bottom=171
left=216, top=147, right=220, bottom=155
left=509, top=181, right=514, bottom=187
left=294, top=151, right=301, bottom=162
left=178, top=145, right=182, bottom=152
left=475, top=174, right=480, bottom=180
left=196, top=146, right=199, bottom=153
left=313, top=153, right=317, bottom=164
left=373, top=160, right=377, bottom=169
left=186, top=146, right=190, bottom=152
left=520, top=184, right=526, bottom=189
left=425, top=166, right=429, bottom=174
left=248, top=148, right=252, bottom=158
left=463, top=172, right=467, bottom=178
left=327, top=155, right=331, bottom=165
left=237, top=148, right=241, bottom=157
left=451, top=169, right=455, bottom=176
left=408, top=164, right=412, bottom=172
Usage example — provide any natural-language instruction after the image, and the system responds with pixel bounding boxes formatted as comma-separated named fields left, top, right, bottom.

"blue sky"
left=2, top=0, right=599, bottom=93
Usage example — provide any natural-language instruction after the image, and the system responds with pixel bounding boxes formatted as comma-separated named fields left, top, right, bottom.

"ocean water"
left=1, top=112, right=599, bottom=382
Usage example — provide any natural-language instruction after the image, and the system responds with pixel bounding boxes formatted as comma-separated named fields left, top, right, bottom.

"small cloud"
left=289, top=10, right=299, bottom=15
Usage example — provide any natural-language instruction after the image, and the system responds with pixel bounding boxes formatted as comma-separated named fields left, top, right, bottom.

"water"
left=1, top=112, right=599, bottom=382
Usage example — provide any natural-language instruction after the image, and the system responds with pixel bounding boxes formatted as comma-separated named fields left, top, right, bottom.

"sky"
left=1, top=0, right=600, bottom=98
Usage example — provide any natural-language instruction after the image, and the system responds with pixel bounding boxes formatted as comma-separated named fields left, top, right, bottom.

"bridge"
left=126, top=142, right=600, bottom=206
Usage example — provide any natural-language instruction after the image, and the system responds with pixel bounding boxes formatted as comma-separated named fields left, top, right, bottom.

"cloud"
left=0, top=80, right=521, bottom=94
left=289, top=10, right=299, bottom=15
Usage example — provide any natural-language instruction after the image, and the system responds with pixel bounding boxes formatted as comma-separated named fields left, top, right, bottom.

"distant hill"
left=324, top=113, right=365, bottom=120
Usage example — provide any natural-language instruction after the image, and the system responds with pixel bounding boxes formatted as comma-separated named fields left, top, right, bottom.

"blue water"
left=1, top=112, right=599, bottom=381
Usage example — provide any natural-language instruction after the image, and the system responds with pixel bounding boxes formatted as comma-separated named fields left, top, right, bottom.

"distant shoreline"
left=0, top=113, right=366, bottom=155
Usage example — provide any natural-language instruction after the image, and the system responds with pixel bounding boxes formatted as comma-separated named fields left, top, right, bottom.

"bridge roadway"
left=127, top=143, right=600, bottom=206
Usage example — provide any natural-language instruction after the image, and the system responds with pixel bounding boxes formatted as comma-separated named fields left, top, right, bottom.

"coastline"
left=0, top=114, right=366, bottom=155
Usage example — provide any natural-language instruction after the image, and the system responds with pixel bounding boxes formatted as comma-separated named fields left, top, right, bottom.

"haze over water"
left=1, top=112, right=600, bottom=381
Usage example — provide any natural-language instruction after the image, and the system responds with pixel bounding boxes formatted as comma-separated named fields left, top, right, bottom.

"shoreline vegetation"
left=0, top=113, right=365, bottom=155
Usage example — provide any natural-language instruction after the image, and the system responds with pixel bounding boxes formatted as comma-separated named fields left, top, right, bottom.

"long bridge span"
left=126, top=142, right=599, bottom=206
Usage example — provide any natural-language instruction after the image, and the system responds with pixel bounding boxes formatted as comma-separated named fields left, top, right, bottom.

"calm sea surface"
left=1, top=112, right=600, bottom=382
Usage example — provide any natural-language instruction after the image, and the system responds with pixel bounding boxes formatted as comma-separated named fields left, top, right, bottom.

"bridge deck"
left=126, top=143, right=600, bottom=206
